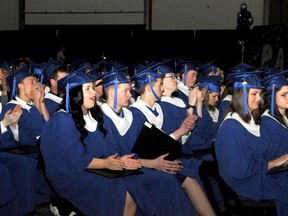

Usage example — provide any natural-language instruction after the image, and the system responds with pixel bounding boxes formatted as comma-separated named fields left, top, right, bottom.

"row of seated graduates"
left=161, top=59, right=277, bottom=215
left=0, top=55, right=277, bottom=216
left=0, top=57, right=79, bottom=216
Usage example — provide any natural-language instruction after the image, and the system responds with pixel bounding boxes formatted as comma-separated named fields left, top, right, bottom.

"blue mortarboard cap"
left=199, top=60, right=218, bottom=76
left=42, top=58, right=63, bottom=85
left=131, top=66, right=162, bottom=101
left=68, top=58, right=91, bottom=72
left=102, top=68, right=130, bottom=89
left=197, top=75, right=222, bottom=92
left=177, top=61, right=199, bottom=74
left=28, top=63, right=45, bottom=84
left=176, top=60, right=199, bottom=86
left=96, top=59, right=110, bottom=74
left=57, top=69, right=92, bottom=114
left=132, top=68, right=161, bottom=90
left=199, top=81, right=221, bottom=93
left=86, top=64, right=101, bottom=82
left=228, top=72, right=262, bottom=90
left=78, top=62, right=92, bottom=70
left=128, top=60, right=150, bottom=76
left=261, top=70, right=288, bottom=116
left=153, top=64, right=174, bottom=76
left=6, top=65, right=33, bottom=99
left=228, top=72, right=262, bottom=114
left=57, top=66, right=89, bottom=90
left=150, top=59, right=173, bottom=77
left=227, top=62, right=256, bottom=74
left=262, top=70, right=288, bottom=92
left=102, top=68, right=130, bottom=109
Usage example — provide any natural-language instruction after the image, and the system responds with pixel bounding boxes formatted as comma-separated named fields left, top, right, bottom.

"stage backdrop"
left=247, top=24, right=288, bottom=70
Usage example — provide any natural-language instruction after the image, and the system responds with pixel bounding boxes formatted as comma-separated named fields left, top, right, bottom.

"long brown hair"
left=226, top=88, right=263, bottom=124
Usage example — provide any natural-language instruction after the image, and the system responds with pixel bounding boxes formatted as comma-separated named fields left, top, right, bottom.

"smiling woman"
left=215, top=71, right=288, bottom=215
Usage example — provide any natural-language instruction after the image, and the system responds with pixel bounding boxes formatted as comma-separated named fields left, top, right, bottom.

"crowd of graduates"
left=0, top=54, right=288, bottom=216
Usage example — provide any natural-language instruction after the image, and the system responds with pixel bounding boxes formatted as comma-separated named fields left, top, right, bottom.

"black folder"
left=86, top=168, right=143, bottom=178
left=267, top=162, right=288, bottom=175
left=132, top=121, right=182, bottom=161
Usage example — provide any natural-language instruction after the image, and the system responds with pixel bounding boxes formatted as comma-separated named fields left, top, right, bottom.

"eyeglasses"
left=163, top=75, right=177, bottom=79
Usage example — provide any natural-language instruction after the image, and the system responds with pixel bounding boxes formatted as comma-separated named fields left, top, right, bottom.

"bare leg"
left=182, top=177, right=216, bottom=216
left=123, top=192, right=137, bottom=216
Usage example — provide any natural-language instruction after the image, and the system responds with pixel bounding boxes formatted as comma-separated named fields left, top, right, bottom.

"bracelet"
left=186, top=104, right=196, bottom=109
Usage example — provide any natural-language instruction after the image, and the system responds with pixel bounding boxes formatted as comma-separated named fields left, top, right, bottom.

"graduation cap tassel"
left=11, top=77, right=17, bottom=99
left=66, top=83, right=70, bottom=114
left=148, top=74, right=161, bottom=101
left=271, top=84, right=275, bottom=116
left=113, top=79, right=118, bottom=110
left=242, top=80, right=248, bottom=115
left=183, top=65, right=187, bottom=86
left=40, top=74, right=44, bottom=85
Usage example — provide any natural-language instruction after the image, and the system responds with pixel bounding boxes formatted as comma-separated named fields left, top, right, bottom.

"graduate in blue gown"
left=156, top=64, right=224, bottom=214
left=41, top=58, right=68, bottom=116
left=214, top=72, right=288, bottom=216
left=172, top=61, right=199, bottom=104
left=40, top=71, right=156, bottom=216
left=129, top=65, right=216, bottom=216
left=97, top=69, right=197, bottom=216
left=181, top=77, right=222, bottom=162
left=260, top=70, right=288, bottom=156
left=0, top=67, right=51, bottom=214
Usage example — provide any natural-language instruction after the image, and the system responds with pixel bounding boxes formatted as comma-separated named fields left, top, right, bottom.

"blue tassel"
left=40, top=74, right=43, bottom=85
left=11, top=77, right=16, bottom=99
left=183, top=65, right=187, bottom=86
left=243, top=80, right=248, bottom=115
left=113, top=79, right=118, bottom=110
left=149, top=73, right=161, bottom=101
left=66, top=83, right=70, bottom=114
left=271, top=84, right=275, bottom=116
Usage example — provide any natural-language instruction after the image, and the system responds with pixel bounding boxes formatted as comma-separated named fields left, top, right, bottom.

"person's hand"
left=152, top=153, right=183, bottom=174
left=105, top=154, right=126, bottom=170
left=197, top=87, right=207, bottom=103
left=32, top=82, right=45, bottom=102
left=179, top=114, right=198, bottom=135
left=188, top=86, right=198, bottom=105
left=269, top=154, right=288, bottom=170
left=120, top=153, right=143, bottom=170
left=2, top=105, right=23, bottom=127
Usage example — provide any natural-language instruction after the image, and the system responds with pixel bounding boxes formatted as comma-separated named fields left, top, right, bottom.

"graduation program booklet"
left=132, top=121, right=182, bottom=161
left=86, top=168, right=143, bottom=178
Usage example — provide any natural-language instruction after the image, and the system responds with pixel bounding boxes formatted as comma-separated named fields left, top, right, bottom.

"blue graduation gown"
left=218, top=94, right=231, bottom=123
left=215, top=112, right=288, bottom=214
left=172, top=81, right=190, bottom=104
left=182, top=107, right=220, bottom=161
left=158, top=97, right=203, bottom=172
left=130, top=98, right=200, bottom=180
left=99, top=103, right=196, bottom=216
left=44, top=92, right=63, bottom=116
left=0, top=101, right=50, bottom=214
left=3, top=98, right=46, bottom=147
left=41, top=110, right=155, bottom=216
left=0, top=152, right=38, bottom=216
left=0, top=163, right=13, bottom=215
left=260, top=110, right=288, bottom=157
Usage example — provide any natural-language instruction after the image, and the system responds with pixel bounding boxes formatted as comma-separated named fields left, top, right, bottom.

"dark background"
left=0, top=24, right=287, bottom=72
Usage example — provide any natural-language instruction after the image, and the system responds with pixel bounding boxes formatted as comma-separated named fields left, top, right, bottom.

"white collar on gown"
left=130, top=97, right=163, bottom=129
left=224, top=112, right=260, bottom=137
left=100, top=103, right=133, bottom=136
